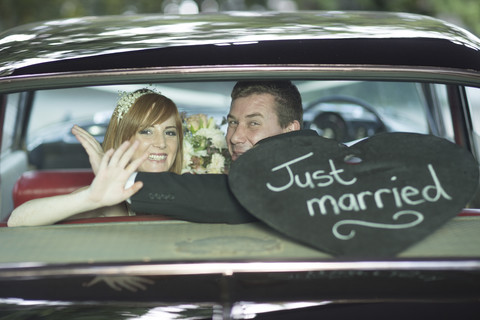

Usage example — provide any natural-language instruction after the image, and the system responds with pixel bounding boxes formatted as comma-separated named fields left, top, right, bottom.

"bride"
left=8, top=89, right=183, bottom=226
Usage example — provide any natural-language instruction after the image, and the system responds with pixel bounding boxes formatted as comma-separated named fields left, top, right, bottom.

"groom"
left=129, top=80, right=306, bottom=223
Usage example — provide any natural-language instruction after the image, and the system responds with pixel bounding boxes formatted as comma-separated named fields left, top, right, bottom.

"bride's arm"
left=7, top=141, right=146, bottom=227
left=8, top=186, right=105, bottom=226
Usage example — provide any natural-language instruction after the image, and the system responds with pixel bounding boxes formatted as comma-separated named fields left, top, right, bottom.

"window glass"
left=1, top=93, right=20, bottom=154
left=430, top=84, right=454, bottom=141
left=300, top=81, right=430, bottom=136
left=24, top=81, right=444, bottom=170
left=465, top=86, right=480, bottom=159
left=27, top=87, right=117, bottom=138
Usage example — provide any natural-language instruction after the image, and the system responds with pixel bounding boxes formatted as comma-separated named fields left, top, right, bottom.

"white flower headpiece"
left=114, top=89, right=153, bottom=122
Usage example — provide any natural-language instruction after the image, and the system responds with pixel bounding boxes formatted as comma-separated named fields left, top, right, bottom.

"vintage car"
left=0, top=11, right=479, bottom=318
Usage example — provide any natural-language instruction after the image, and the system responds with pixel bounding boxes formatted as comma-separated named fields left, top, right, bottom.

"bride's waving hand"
left=87, top=141, right=145, bottom=207
left=7, top=141, right=146, bottom=227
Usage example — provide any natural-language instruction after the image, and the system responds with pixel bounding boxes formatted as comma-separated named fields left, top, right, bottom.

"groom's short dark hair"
left=231, top=80, right=303, bottom=129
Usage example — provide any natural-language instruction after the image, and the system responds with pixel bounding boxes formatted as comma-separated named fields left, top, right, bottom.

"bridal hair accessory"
left=114, top=90, right=149, bottom=122
left=114, top=88, right=160, bottom=122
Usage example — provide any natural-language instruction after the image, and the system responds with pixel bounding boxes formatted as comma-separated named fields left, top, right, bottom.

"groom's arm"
left=129, top=172, right=256, bottom=224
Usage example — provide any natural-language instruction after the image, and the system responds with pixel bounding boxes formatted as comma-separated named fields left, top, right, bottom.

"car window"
left=1, top=93, right=21, bottom=154
left=25, top=80, right=453, bottom=170
left=466, top=86, right=480, bottom=160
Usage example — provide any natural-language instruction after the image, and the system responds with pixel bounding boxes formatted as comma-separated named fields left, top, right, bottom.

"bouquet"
left=182, top=114, right=231, bottom=174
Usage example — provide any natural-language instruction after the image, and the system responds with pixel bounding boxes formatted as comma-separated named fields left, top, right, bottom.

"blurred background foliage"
left=1, top=0, right=479, bottom=36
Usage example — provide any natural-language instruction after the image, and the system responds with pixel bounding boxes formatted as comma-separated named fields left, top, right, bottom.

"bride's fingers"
left=108, top=141, right=132, bottom=167
left=72, top=125, right=86, bottom=137
left=72, top=125, right=94, bottom=142
left=126, top=151, right=148, bottom=173
left=76, top=135, right=98, bottom=155
left=118, top=140, right=140, bottom=169
left=72, top=125, right=100, bottom=146
left=99, top=149, right=114, bottom=172
left=72, top=124, right=87, bottom=133
left=73, top=126, right=102, bottom=153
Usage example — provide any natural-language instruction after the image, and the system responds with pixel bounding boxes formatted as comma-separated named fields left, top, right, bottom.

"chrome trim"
left=1, top=65, right=480, bottom=94
left=0, top=260, right=479, bottom=278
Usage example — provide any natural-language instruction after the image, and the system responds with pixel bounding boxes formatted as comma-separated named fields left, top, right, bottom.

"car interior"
left=1, top=80, right=480, bottom=224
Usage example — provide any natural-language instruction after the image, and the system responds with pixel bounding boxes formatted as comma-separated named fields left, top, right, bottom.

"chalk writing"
left=265, top=152, right=453, bottom=240
left=332, top=210, right=424, bottom=240
left=266, top=153, right=357, bottom=192
left=306, top=164, right=451, bottom=216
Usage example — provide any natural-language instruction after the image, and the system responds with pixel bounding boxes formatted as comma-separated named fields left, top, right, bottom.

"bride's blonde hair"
left=103, top=90, right=183, bottom=174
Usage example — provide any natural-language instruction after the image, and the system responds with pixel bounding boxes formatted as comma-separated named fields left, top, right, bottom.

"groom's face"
left=226, top=93, right=288, bottom=161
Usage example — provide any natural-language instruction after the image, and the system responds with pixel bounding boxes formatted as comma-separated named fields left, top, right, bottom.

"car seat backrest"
left=12, top=170, right=95, bottom=208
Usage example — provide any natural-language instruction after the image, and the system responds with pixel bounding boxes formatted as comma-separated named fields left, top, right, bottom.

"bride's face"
left=129, top=115, right=179, bottom=172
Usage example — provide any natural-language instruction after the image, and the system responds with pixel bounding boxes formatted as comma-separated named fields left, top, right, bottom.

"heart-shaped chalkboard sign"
left=228, top=131, right=479, bottom=257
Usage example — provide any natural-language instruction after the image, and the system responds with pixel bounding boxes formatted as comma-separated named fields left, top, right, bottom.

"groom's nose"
left=230, top=124, right=247, bottom=145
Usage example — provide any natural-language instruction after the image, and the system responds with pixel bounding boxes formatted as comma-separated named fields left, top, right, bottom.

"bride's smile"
left=130, top=115, right=179, bottom=172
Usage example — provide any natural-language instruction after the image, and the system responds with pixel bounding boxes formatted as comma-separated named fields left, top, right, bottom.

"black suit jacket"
left=130, top=130, right=319, bottom=224
left=130, top=172, right=256, bottom=223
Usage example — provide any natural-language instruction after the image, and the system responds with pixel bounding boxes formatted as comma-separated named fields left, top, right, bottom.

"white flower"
left=211, top=133, right=227, bottom=150
left=193, top=149, right=208, bottom=157
left=207, top=153, right=225, bottom=174
left=182, top=140, right=194, bottom=171
left=195, top=128, right=216, bottom=139
left=183, top=139, right=194, bottom=155
left=196, top=128, right=227, bottom=149
left=186, top=114, right=209, bottom=132
left=193, top=167, right=207, bottom=174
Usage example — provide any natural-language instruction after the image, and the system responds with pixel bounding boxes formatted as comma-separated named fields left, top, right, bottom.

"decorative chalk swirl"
left=332, top=210, right=424, bottom=240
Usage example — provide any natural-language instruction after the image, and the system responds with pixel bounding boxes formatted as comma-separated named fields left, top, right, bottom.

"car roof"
left=1, top=11, right=480, bottom=77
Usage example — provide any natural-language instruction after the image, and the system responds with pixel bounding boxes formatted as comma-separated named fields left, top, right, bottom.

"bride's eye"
left=139, top=128, right=153, bottom=135
left=165, top=130, right=177, bottom=136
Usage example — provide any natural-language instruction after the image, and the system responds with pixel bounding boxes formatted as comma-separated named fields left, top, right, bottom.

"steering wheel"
left=304, top=95, right=387, bottom=143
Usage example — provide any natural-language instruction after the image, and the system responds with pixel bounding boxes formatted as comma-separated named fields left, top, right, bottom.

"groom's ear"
left=285, top=120, right=301, bottom=132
